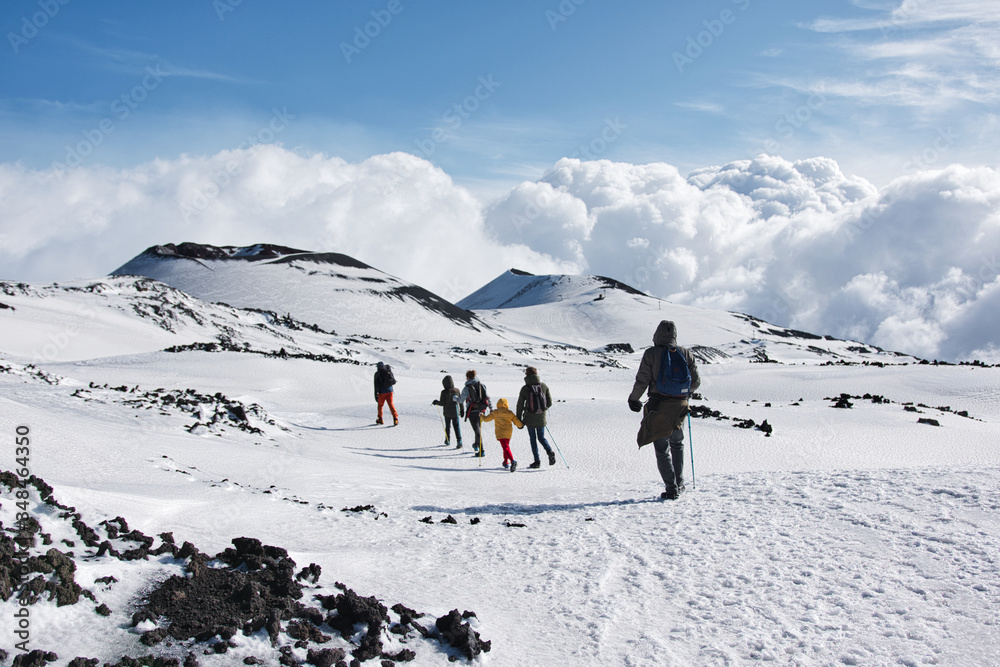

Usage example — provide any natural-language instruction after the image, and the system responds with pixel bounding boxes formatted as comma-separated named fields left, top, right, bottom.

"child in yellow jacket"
left=481, top=398, right=523, bottom=472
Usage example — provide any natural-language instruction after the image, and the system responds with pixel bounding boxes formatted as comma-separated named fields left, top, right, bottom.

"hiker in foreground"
left=459, top=369, right=491, bottom=456
left=482, top=398, right=523, bottom=471
left=432, top=375, right=464, bottom=447
left=628, top=320, right=701, bottom=500
left=516, top=366, right=556, bottom=468
left=374, top=361, right=399, bottom=426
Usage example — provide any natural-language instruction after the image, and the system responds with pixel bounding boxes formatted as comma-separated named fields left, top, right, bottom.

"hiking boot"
left=660, top=488, right=679, bottom=500
left=510, top=461, right=517, bottom=473
left=375, top=419, right=383, bottom=425
left=676, top=483, right=686, bottom=496
left=503, top=462, right=509, bottom=470
left=393, top=418, right=399, bottom=426
left=455, top=443, right=463, bottom=449
left=547, top=451, right=556, bottom=466
left=444, top=438, right=450, bottom=445
left=528, top=461, right=540, bottom=469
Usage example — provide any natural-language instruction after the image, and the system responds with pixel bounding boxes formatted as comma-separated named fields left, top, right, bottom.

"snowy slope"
left=112, top=243, right=497, bottom=343
left=2, top=258, right=999, bottom=666
left=459, top=269, right=916, bottom=364
left=0, top=276, right=375, bottom=365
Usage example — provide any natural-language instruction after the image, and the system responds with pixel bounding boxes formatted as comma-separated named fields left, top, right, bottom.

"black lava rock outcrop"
left=3, top=472, right=490, bottom=664
left=435, top=610, right=492, bottom=660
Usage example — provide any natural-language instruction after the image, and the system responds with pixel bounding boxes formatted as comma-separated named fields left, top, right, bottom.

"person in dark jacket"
left=516, top=366, right=556, bottom=468
left=432, top=375, right=464, bottom=448
left=459, top=369, right=491, bottom=456
left=628, top=320, right=701, bottom=499
left=374, top=361, right=399, bottom=426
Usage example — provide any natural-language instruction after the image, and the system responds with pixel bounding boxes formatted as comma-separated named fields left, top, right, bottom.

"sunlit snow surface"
left=1, top=264, right=999, bottom=665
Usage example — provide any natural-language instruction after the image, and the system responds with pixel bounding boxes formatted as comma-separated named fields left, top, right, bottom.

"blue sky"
left=2, top=0, right=996, bottom=195
left=2, top=1, right=999, bottom=362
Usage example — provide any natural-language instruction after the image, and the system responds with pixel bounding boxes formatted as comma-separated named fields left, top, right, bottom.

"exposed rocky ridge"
left=111, top=243, right=488, bottom=334
left=129, top=243, right=309, bottom=263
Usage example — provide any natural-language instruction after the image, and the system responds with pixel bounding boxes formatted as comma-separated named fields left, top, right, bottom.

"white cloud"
left=483, top=155, right=1000, bottom=361
left=0, top=146, right=575, bottom=301
left=2, top=148, right=998, bottom=361
left=800, top=2, right=1000, bottom=110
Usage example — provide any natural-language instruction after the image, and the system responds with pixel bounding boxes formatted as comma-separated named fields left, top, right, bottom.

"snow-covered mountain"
left=112, top=243, right=496, bottom=343
left=0, top=275, right=377, bottom=364
left=459, top=269, right=913, bottom=364
left=2, top=246, right=999, bottom=666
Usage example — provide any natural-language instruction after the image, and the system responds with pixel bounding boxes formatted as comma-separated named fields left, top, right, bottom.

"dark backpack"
left=655, top=347, right=691, bottom=396
left=467, top=381, right=489, bottom=412
left=380, top=365, right=397, bottom=387
left=525, top=384, right=548, bottom=414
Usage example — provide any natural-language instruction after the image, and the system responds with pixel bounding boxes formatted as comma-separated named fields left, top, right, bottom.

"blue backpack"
left=655, top=347, right=691, bottom=396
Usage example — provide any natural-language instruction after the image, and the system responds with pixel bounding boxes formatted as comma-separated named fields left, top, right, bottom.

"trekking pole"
left=545, top=426, right=570, bottom=469
left=687, top=412, right=696, bottom=490
left=435, top=405, right=447, bottom=443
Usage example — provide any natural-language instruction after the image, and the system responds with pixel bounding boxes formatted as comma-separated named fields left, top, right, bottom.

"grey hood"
left=653, top=320, right=677, bottom=347
left=443, top=375, right=455, bottom=390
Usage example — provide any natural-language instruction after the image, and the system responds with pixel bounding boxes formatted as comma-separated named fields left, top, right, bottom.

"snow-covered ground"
left=1, top=254, right=999, bottom=665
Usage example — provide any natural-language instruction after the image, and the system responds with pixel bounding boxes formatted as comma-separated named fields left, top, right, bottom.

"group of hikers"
left=372, top=320, right=701, bottom=499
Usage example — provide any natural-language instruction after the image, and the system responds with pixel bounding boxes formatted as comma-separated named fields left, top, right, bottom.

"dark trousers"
left=653, top=428, right=685, bottom=491
left=527, top=427, right=552, bottom=463
left=469, top=411, right=483, bottom=451
left=444, top=415, right=462, bottom=444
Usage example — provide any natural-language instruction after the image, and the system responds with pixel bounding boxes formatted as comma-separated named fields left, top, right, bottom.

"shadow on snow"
left=411, top=497, right=661, bottom=516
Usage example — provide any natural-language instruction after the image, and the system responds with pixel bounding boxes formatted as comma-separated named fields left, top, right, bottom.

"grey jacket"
left=628, top=320, right=701, bottom=403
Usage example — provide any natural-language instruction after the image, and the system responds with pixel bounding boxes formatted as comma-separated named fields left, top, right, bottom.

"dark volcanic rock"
left=137, top=537, right=304, bottom=642
left=67, top=659, right=99, bottom=667
left=12, top=651, right=58, bottom=667
left=1, top=473, right=491, bottom=666
left=435, top=609, right=492, bottom=660
left=304, top=648, right=346, bottom=667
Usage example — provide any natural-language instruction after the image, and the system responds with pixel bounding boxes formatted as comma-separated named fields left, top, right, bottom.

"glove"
left=628, top=399, right=643, bottom=413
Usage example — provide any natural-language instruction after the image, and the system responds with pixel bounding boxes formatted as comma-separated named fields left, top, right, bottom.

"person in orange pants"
left=374, top=361, right=399, bottom=426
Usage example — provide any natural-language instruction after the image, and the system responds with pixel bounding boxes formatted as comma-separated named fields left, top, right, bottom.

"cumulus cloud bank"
left=1, top=148, right=998, bottom=362
left=485, top=155, right=1000, bottom=362
left=0, top=146, right=574, bottom=301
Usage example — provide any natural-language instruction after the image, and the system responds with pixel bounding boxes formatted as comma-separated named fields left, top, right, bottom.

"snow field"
left=3, top=349, right=1000, bottom=664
